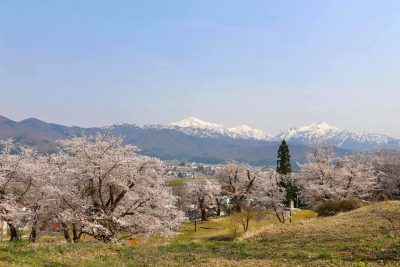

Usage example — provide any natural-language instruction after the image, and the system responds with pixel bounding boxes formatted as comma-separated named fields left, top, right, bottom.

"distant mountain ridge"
left=168, top=117, right=399, bottom=151
left=0, top=115, right=302, bottom=166
left=274, top=122, right=400, bottom=150
left=171, top=117, right=272, bottom=140
left=0, top=115, right=398, bottom=166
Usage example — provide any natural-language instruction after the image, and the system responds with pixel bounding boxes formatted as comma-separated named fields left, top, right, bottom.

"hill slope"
left=0, top=201, right=398, bottom=266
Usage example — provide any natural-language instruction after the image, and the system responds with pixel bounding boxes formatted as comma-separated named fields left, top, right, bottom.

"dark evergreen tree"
left=277, top=140, right=292, bottom=175
left=276, top=140, right=300, bottom=207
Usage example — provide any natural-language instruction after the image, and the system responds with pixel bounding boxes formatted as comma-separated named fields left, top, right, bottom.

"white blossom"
left=298, top=144, right=379, bottom=205
left=47, top=134, right=184, bottom=242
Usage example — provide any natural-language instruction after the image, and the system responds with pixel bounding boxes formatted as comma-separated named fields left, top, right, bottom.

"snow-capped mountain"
left=1, top=114, right=398, bottom=166
left=275, top=122, right=341, bottom=143
left=275, top=122, right=400, bottom=150
left=172, top=117, right=233, bottom=137
left=172, top=117, right=272, bottom=140
left=108, top=117, right=399, bottom=151
left=230, top=125, right=272, bottom=140
left=170, top=118, right=400, bottom=151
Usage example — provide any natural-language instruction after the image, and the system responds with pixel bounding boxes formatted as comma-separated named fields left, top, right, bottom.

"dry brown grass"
left=243, top=201, right=397, bottom=241
left=0, top=202, right=398, bottom=266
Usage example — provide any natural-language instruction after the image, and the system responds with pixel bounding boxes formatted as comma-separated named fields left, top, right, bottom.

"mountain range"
left=171, top=117, right=272, bottom=140
left=170, top=117, right=400, bottom=151
left=0, top=115, right=398, bottom=166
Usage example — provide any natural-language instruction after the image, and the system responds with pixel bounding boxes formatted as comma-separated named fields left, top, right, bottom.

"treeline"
left=0, top=135, right=399, bottom=243
left=173, top=140, right=400, bottom=231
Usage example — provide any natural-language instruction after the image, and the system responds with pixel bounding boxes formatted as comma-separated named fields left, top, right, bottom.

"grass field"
left=0, top=202, right=399, bottom=266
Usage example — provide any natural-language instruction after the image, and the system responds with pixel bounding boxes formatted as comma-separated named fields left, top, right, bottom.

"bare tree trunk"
left=194, top=220, right=197, bottom=232
left=201, top=208, right=207, bottom=221
left=61, top=222, right=72, bottom=243
left=215, top=198, right=221, bottom=216
left=72, top=224, right=80, bottom=243
left=273, top=207, right=285, bottom=224
left=0, top=220, right=3, bottom=241
left=216, top=206, right=221, bottom=217
left=241, top=209, right=251, bottom=233
left=29, top=204, right=40, bottom=243
left=29, top=222, right=37, bottom=243
left=245, top=211, right=250, bottom=232
left=8, top=223, right=19, bottom=242
left=29, top=210, right=39, bottom=243
left=235, top=198, right=242, bottom=213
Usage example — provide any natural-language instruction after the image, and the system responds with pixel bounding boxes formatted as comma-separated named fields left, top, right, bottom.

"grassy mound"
left=241, top=201, right=400, bottom=265
left=0, top=202, right=398, bottom=266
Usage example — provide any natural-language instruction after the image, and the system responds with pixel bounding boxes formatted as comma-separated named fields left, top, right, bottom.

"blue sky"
left=1, top=0, right=400, bottom=137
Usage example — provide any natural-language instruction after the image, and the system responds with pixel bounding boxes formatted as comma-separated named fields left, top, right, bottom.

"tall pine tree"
left=277, top=140, right=292, bottom=174
left=276, top=140, right=299, bottom=207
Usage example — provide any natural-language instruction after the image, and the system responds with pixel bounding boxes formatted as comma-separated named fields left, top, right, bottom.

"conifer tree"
left=276, top=140, right=299, bottom=207
left=277, top=140, right=292, bottom=174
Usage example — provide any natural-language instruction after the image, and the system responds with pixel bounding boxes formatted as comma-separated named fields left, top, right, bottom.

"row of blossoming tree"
left=0, top=134, right=399, bottom=242
left=180, top=143, right=400, bottom=231
left=298, top=144, right=400, bottom=205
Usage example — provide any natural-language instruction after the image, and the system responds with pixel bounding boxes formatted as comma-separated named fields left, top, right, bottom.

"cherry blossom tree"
left=21, top=155, right=55, bottom=243
left=217, top=163, right=285, bottom=230
left=44, top=152, right=87, bottom=243
left=217, top=163, right=258, bottom=213
left=254, top=169, right=287, bottom=223
left=217, top=163, right=284, bottom=210
left=0, top=139, right=36, bottom=241
left=297, top=145, right=337, bottom=205
left=372, top=151, right=400, bottom=235
left=373, top=149, right=400, bottom=199
left=298, top=144, right=379, bottom=206
left=0, top=140, right=63, bottom=242
left=185, top=178, right=221, bottom=221
left=336, top=154, right=378, bottom=199
left=48, top=134, right=183, bottom=242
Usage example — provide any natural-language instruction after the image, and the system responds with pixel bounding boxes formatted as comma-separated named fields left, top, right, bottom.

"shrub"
left=227, top=219, right=240, bottom=239
left=316, top=199, right=361, bottom=217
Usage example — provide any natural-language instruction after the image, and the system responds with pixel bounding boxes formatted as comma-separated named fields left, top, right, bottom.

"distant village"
left=164, top=161, right=218, bottom=179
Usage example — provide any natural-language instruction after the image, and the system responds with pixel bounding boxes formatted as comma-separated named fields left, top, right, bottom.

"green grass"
left=165, top=177, right=188, bottom=187
left=0, top=202, right=398, bottom=266
left=171, top=209, right=317, bottom=243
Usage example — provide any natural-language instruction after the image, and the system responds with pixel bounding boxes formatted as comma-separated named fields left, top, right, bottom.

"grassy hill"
left=0, top=202, right=399, bottom=266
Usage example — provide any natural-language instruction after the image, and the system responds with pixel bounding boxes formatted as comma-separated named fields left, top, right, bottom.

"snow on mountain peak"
left=172, top=117, right=230, bottom=137
left=170, top=118, right=399, bottom=150
left=230, top=124, right=271, bottom=140
left=276, top=122, right=340, bottom=141
left=299, top=122, right=339, bottom=131
left=172, top=117, right=270, bottom=140
left=275, top=122, right=399, bottom=150
left=173, top=117, right=225, bottom=130
left=111, top=117, right=399, bottom=150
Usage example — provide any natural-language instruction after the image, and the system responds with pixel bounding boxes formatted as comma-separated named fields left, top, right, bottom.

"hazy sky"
left=1, top=1, right=400, bottom=137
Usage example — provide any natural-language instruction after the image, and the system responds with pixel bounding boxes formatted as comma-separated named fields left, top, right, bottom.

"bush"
left=316, top=199, right=361, bottom=217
